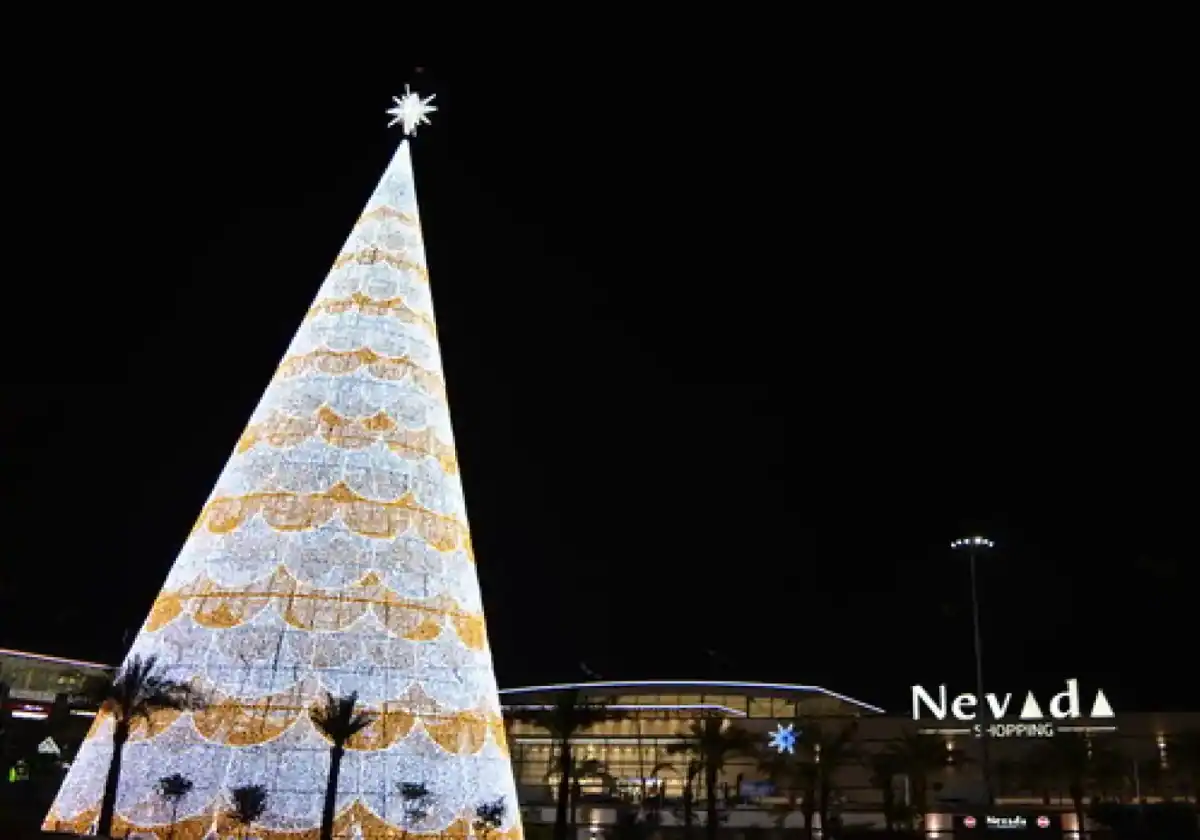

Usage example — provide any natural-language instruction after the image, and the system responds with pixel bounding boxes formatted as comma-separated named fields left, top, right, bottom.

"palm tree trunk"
left=636, top=716, right=646, bottom=803
left=553, top=739, right=572, bottom=840
left=818, top=779, right=830, bottom=840
left=704, top=761, right=719, bottom=840
left=683, top=782, right=694, bottom=840
left=321, top=744, right=345, bottom=840
left=571, top=779, right=579, bottom=838
left=1070, top=784, right=1085, bottom=838
left=910, top=776, right=926, bottom=831
left=97, top=720, right=130, bottom=838
left=169, top=802, right=179, bottom=840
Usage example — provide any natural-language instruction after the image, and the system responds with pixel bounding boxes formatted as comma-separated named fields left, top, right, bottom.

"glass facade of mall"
left=505, top=683, right=872, bottom=804
left=0, top=648, right=113, bottom=706
left=501, top=680, right=1200, bottom=834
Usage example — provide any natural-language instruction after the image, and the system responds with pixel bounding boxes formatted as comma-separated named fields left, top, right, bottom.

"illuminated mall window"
left=748, top=698, right=773, bottom=718
left=709, top=694, right=746, bottom=713
left=27, top=669, right=54, bottom=692
left=774, top=699, right=797, bottom=718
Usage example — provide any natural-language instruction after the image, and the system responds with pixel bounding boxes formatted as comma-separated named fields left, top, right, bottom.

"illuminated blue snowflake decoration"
left=767, top=723, right=797, bottom=754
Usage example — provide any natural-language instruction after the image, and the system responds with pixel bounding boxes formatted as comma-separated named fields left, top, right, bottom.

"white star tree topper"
left=387, top=85, right=438, bottom=136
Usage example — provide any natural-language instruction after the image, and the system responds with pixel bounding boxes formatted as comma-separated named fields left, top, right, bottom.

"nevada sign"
left=911, top=678, right=1115, bottom=738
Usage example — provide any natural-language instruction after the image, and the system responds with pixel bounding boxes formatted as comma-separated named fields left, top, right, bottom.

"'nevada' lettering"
left=1049, top=678, right=1080, bottom=719
left=911, top=685, right=1013, bottom=721
left=912, top=684, right=947, bottom=720
left=912, top=679, right=1107, bottom=723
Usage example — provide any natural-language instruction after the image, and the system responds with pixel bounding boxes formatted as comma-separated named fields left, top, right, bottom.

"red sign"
left=1037, top=815, right=1051, bottom=829
left=963, top=816, right=977, bottom=828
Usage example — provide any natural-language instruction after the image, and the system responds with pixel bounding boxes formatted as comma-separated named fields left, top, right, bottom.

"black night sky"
left=1, top=61, right=1193, bottom=716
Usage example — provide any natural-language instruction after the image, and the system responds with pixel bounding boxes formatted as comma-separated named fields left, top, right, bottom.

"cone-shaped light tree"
left=45, top=89, right=523, bottom=840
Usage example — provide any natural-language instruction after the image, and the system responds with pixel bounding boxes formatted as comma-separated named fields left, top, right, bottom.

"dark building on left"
left=0, top=647, right=115, bottom=835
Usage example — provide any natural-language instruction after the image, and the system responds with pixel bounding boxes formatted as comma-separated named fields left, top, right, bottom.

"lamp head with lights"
left=950, top=536, right=995, bottom=550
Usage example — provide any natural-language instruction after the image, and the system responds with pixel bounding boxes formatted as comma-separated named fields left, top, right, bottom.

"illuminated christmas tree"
left=46, top=90, right=523, bottom=840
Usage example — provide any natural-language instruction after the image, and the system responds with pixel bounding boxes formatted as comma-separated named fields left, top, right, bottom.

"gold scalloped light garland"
left=91, top=683, right=506, bottom=753
left=275, top=348, right=446, bottom=403
left=333, top=247, right=429, bottom=282
left=46, top=802, right=524, bottom=840
left=146, top=567, right=485, bottom=647
left=237, top=406, right=458, bottom=474
left=358, top=205, right=418, bottom=227
left=190, top=481, right=469, bottom=552
left=305, top=290, right=437, bottom=337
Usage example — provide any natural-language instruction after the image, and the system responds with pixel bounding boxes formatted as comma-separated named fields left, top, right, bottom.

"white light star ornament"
left=387, top=85, right=438, bottom=136
left=768, top=723, right=797, bottom=754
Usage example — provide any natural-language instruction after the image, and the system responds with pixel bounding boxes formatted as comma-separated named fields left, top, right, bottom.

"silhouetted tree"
left=509, top=689, right=622, bottom=840
left=668, top=716, right=757, bottom=840
left=400, top=781, right=434, bottom=838
left=227, top=784, right=269, bottom=838
left=474, top=796, right=507, bottom=840
left=157, top=773, right=194, bottom=839
left=311, top=691, right=374, bottom=840
left=93, top=655, right=197, bottom=837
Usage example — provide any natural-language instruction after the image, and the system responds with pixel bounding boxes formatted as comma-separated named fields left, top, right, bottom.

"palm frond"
left=506, top=689, right=623, bottom=738
left=228, top=784, right=269, bottom=824
left=310, top=691, right=375, bottom=745
left=100, top=655, right=200, bottom=723
left=158, top=773, right=194, bottom=801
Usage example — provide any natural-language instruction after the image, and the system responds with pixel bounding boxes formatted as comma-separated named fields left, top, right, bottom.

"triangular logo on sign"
left=1019, top=692, right=1045, bottom=720
left=1089, top=689, right=1115, bottom=718
left=37, top=737, right=60, bottom=756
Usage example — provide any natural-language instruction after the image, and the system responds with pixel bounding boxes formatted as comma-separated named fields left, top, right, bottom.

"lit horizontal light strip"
left=0, top=647, right=114, bottom=671
left=12, top=710, right=49, bottom=720
left=503, top=703, right=746, bottom=717
left=919, top=725, right=1119, bottom=735
left=513, top=737, right=692, bottom=746
left=499, top=680, right=886, bottom=714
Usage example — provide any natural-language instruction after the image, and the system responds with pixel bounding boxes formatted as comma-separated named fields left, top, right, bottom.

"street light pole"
left=952, top=536, right=995, bottom=806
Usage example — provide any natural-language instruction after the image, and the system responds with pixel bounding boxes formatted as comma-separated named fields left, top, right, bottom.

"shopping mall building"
left=501, top=679, right=1200, bottom=836
left=0, top=648, right=114, bottom=831
left=4, top=654, right=1197, bottom=836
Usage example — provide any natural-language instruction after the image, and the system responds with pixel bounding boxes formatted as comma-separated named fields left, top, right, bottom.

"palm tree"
left=806, top=720, right=858, bottom=838
left=474, top=797, right=507, bottom=840
left=157, top=773, right=193, bottom=840
left=569, top=756, right=617, bottom=828
left=311, top=691, right=374, bottom=840
left=883, top=729, right=963, bottom=829
left=641, top=760, right=675, bottom=832
left=1091, top=745, right=1131, bottom=804
left=1169, top=732, right=1200, bottom=805
left=866, top=751, right=902, bottom=833
left=992, top=758, right=1020, bottom=803
left=679, top=759, right=703, bottom=840
left=94, top=655, right=197, bottom=838
left=227, top=784, right=269, bottom=838
left=760, top=747, right=817, bottom=839
left=399, top=781, right=434, bottom=835
left=668, top=715, right=757, bottom=840
left=509, top=689, right=622, bottom=840
left=1031, top=733, right=1120, bottom=833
